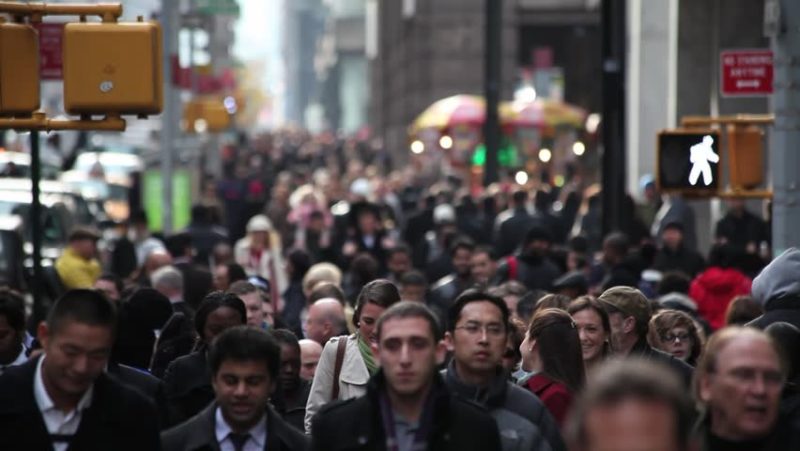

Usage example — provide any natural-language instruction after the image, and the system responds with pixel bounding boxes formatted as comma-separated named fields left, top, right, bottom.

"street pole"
left=30, top=131, right=44, bottom=324
left=769, top=0, right=800, bottom=254
left=483, top=0, right=501, bottom=187
left=160, top=0, right=179, bottom=234
left=601, top=0, right=626, bottom=236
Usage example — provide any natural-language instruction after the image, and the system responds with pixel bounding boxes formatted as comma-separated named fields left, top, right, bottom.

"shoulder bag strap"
left=331, top=337, right=348, bottom=400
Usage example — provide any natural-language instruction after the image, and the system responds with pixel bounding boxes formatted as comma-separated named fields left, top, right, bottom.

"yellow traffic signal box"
left=182, top=98, right=230, bottom=133
left=0, top=22, right=40, bottom=116
left=63, top=21, right=162, bottom=116
left=727, top=124, right=764, bottom=190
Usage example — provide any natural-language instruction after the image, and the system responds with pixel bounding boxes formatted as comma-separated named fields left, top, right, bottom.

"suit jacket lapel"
left=183, top=404, right=222, bottom=451
left=68, top=374, right=117, bottom=451
left=0, top=357, right=53, bottom=450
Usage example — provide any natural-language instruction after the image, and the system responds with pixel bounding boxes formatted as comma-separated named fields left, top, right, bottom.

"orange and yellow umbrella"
left=506, top=98, right=587, bottom=129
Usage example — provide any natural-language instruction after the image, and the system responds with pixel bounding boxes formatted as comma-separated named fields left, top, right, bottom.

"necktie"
left=228, top=432, right=250, bottom=451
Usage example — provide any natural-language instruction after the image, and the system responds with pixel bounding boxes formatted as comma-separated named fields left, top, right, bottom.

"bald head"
left=305, top=298, right=347, bottom=345
left=299, top=338, right=323, bottom=380
left=144, top=249, right=172, bottom=275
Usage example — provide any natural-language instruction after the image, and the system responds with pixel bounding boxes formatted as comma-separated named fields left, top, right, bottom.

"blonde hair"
left=302, top=263, right=343, bottom=294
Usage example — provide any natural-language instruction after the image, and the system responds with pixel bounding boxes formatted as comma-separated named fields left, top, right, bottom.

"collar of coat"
left=365, top=369, right=452, bottom=429
left=442, top=360, right=508, bottom=408
left=180, top=402, right=296, bottom=451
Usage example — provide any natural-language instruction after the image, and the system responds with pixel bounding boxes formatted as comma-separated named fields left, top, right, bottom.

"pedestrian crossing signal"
left=657, top=129, right=721, bottom=195
left=62, top=20, right=162, bottom=116
left=0, top=22, right=40, bottom=116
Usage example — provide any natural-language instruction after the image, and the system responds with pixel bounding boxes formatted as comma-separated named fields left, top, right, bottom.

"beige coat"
left=304, top=334, right=369, bottom=433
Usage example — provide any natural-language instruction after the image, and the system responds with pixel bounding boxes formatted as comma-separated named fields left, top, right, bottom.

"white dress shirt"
left=34, top=357, right=94, bottom=451
left=215, top=407, right=267, bottom=451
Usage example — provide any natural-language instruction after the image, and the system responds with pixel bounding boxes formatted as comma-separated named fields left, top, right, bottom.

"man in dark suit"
left=107, top=360, right=169, bottom=429
left=162, top=292, right=247, bottom=427
left=269, top=329, right=311, bottom=432
left=0, top=289, right=161, bottom=451
left=166, top=232, right=213, bottom=310
left=162, top=326, right=308, bottom=451
left=310, top=302, right=502, bottom=451
left=493, top=189, right=532, bottom=258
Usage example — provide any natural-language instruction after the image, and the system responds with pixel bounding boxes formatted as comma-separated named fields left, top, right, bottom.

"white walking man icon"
left=688, top=135, right=719, bottom=186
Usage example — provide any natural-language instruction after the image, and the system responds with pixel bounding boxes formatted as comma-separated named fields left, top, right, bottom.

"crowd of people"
left=0, top=129, right=797, bottom=451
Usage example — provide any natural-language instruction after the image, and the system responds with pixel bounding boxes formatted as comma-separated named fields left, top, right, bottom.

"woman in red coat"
left=519, top=308, right=585, bottom=427
left=689, top=244, right=751, bottom=330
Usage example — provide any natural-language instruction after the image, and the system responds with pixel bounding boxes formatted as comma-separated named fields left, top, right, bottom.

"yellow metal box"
left=63, top=21, right=162, bottom=115
left=0, top=23, right=40, bottom=115
left=182, top=98, right=230, bottom=133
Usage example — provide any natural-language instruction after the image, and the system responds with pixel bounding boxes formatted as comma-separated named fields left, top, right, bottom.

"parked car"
left=0, top=190, right=74, bottom=265
left=0, top=151, right=61, bottom=179
left=0, top=178, right=94, bottom=227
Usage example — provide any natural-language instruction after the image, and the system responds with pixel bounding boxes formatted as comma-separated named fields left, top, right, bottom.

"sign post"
left=720, top=49, right=774, bottom=97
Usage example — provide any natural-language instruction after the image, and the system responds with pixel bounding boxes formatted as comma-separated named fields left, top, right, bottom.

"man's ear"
left=622, top=316, right=636, bottom=335
left=435, top=339, right=447, bottom=365
left=37, top=321, right=49, bottom=349
left=444, top=331, right=455, bottom=352
left=698, top=373, right=713, bottom=403
left=370, top=340, right=379, bottom=357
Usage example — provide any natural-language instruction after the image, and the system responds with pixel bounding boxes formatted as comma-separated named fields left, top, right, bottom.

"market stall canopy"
left=506, top=98, right=587, bottom=129
left=408, top=95, right=517, bottom=134
left=409, top=94, right=586, bottom=136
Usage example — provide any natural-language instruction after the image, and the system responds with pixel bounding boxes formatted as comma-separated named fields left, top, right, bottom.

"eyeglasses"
left=455, top=322, right=506, bottom=337
left=660, top=332, right=691, bottom=343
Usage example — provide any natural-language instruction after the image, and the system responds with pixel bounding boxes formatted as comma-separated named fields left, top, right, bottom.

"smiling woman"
left=567, top=296, right=612, bottom=376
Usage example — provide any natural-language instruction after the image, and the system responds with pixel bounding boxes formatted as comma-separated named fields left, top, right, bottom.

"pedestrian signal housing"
left=0, top=22, right=40, bottom=115
left=63, top=20, right=162, bottom=116
left=657, top=129, right=721, bottom=195
left=727, top=125, right=764, bottom=190
left=182, top=99, right=230, bottom=133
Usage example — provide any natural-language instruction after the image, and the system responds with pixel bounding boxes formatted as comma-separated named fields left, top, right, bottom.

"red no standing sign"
left=720, top=49, right=773, bottom=97
left=35, top=23, right=65, bottom=80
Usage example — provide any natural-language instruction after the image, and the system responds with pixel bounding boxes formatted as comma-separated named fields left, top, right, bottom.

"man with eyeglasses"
left=442, top=289, right=566, bottom=451
left=694, top=327, right=800, bottom=450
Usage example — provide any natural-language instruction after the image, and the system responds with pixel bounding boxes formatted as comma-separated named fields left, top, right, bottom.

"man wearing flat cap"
left=597, top=286, right=694, bottom=386
left=55, top=227, right=102, bottom=290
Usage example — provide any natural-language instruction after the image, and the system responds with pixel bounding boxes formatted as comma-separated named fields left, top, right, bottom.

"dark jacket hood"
left=752, top=247, right=800, bottom=307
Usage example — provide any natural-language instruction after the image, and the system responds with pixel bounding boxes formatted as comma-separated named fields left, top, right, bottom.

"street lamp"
left=539, top=148, right=552, bottom=163
left=439, top=135, right=453, bottom=150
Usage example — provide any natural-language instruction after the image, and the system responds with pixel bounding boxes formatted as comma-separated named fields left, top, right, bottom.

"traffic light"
left=657, top=129, right=721, bottom=195
left=727, top=124, right=764, bottom=190
left=0, top=22, right=40, bottom=115
left=182, top=98, right=230, bottom=133
left=62, top=20, right=162, bottom=116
